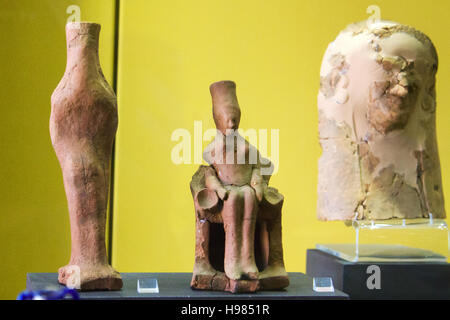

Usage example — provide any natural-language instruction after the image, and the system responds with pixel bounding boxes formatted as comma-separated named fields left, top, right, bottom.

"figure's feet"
left=228, top=278, right=259, bottom=293
left=242, top=270, right=259, bottom=280
left=224, top=260, right=243, bottom=280
left=259, top=264, right=288, bottom=279
left=191, top=271, right=229, bottom=291
left=58, top=263, right=122, bottom=291
left=225, top=260, right=259, bottom=281
left=241, top=261, right=259, bottom=280
left=191, top=270, right=259, bottom=293
left=259, top=265, right=289, bottom=290
left=193, top=260, right=216, bottom=276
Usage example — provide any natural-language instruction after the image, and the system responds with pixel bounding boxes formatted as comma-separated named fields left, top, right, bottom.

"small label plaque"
left=313, top=277, right=334, bottom=292
left=137, top=278, right=159, bottom=293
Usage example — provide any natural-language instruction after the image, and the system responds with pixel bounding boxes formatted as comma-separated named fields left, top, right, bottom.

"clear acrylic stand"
left=313, top=277, right=334, bottom=292
left=317, top=214, right=449, bottom=263
left=137, top=278, right=159, bottom=293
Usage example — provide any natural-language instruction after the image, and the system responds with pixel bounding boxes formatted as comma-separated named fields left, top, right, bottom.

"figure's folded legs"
left=241, top=185, right=258, bottom=280
left=222, top=187, right=244, bottom=280
left=222, top=185, right=259, bottom=281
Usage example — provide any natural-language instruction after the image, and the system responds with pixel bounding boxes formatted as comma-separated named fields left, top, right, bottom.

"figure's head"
left=210, top=81, right=241, bottom=135
left=319, top=21, right=438, bottom=138
left=317, top=21, right=444, bottom=221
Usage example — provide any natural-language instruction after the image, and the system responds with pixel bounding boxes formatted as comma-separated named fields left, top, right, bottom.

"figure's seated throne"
left=190, top=165, right=289, bottom=293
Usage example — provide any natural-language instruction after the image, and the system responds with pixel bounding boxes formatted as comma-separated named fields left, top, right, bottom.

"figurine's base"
left=191, top=273, right=259, bottom=293
left=58, top=276, right=123, bottom=291
left=342, top=218, right=450, bottom=262
left=26, top=272, right=348, bottom=299
left=316, top=243, right=446, bottom=263
left=58, top=264, right=123, bottom=291
left=306, top=249, right=450, bottom=299
left=191, top=272, right=289, bottom=293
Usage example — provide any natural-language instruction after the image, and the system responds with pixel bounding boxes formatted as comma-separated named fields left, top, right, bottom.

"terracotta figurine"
left=190, top=81, right=289, bottom=293
left=317, top=21, right=445, bottom=221
left=50, top=22, right=122, bottom=290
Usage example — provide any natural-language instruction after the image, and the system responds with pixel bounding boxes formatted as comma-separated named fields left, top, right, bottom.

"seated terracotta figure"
left=190, top=81, right=289, bottom=293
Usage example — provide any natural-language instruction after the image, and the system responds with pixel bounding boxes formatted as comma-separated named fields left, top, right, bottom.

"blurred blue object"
left=17, top=287, right=80, bottom=300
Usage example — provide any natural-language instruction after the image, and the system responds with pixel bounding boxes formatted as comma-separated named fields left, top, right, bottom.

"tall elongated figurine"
left=50, top=22, right=122, bottom=290
left=318, top=21, right=445, bottom=221
left=190, top=81, right=288, bottom=293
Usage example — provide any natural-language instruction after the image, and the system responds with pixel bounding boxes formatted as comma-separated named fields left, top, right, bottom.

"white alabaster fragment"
left=317, top=21, right=445, bottom=220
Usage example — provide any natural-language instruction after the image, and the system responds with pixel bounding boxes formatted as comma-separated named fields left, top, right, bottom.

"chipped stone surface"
left=317, top=21, right=445, bottom=221
left=317, top=114, right=363, bottom=221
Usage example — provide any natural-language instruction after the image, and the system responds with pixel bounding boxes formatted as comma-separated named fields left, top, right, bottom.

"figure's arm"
left=205, top=167, right=228, bottom=200
left=251, top=165, right=267, bottom=202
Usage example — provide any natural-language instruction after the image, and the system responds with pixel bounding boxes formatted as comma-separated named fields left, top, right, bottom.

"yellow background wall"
left=0, top=0, right=116, bottom=299
left=0, top=0, right=449, bottom=300
left=112, top=0, right=450, bottom=275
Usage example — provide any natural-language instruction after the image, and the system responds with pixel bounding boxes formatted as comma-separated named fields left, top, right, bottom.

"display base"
left=26, top=272, right=348, bottom=300
left=316, top=243, right=446, bottom=262
left=306, top=249, right=450, bottom=299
